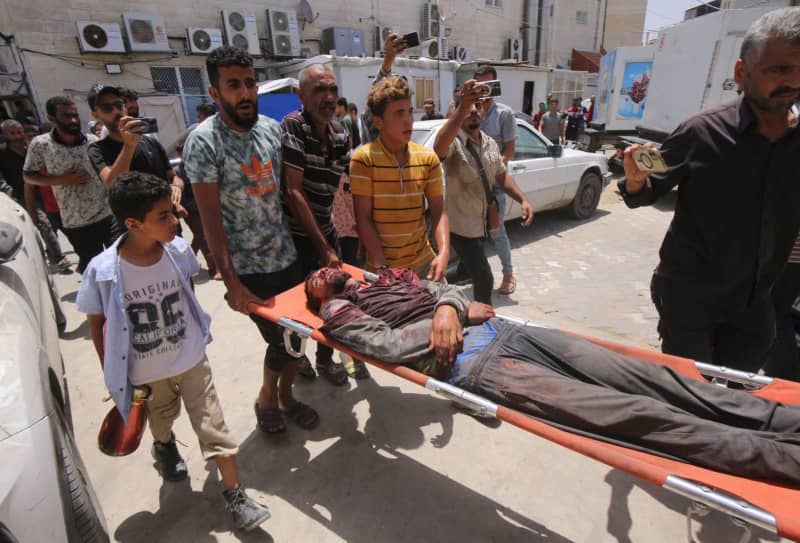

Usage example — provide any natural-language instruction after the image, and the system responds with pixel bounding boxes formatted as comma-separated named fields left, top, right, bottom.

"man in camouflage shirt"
left=185, top=46, right=316, bottom=434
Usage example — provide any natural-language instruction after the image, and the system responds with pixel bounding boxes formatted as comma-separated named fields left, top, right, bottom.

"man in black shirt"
left=86, top=85, right=185, bottom=206
left=620, top=8, right=800, bottom=372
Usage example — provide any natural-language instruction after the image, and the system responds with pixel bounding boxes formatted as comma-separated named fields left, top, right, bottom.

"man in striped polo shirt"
left=350, top=76, right=450, bottom=281
left=282, top=63, right=352, bottom=384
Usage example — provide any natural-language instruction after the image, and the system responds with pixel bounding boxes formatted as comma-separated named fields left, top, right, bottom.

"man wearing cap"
left=87, top=85, right=184, bottom=212
left=23, top=95, right=120, bottom=272
left=421, top=98, right=443, bottom=121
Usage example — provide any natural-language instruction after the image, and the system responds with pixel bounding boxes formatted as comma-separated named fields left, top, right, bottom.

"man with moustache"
left=23, top=96, right=119, bottom=272
left=281, top=64, right=358, bottom=384
left=621, top=8, right=800, bottom=372
left=433, top=81, right=533, bottom=305
left=183, top=46, right=314, bottom=434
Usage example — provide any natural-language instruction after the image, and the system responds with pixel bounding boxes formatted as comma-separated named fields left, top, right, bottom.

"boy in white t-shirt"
left=77, top=171, right=269, bottom=531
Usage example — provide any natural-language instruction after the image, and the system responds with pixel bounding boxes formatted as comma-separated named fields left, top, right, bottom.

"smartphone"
left=632, top=146, right=667, bottom=174
left=477, top=80, right=502, bottom=98
left=401, top=31, right=420, bottom=49
left=137, top=117, right=159, bottom=134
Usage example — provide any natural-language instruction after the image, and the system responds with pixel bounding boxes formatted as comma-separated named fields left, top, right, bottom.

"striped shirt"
left=281, top=110, right=350, bottom=238
left=790, top=234, right=800, bottom=264
left=350, top=137, right=444, bottom=271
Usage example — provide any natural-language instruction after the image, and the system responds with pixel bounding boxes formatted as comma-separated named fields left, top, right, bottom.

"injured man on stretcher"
left=305, top=267, right=800, bottom=485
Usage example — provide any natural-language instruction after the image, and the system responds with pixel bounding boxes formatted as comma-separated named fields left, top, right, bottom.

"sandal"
left=282, top=401, right=319, bottom=429
left=253, top=402, right=286, bottom=434
left=348, top=359, right=371, bottom=380
left=498, top=275, right=516, bottom=295
left=295, top=356, right=317, bottom=379
left=316, top=358, right=349, bottom=386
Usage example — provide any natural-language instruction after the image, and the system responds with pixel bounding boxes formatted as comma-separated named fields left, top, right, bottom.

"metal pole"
left=6, top=36, right=45, bottom=123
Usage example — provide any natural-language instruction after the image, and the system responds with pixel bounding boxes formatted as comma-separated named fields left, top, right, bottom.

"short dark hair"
left=348, top=102, right=358, bottom=114
left=109, top=171, right=172, bottom=226
left=424, top=98, right=435, bottom=106
left=196, top=103, right=217, bottom=117
left=474, top=65, right=497, bottom=79
left=336, top=97, right=348, bottom=108
left=206, top=45, right=254, bottom=88
left=45, top=96, right=75, bottom=117
left=119, top=88, right=138, bottom=101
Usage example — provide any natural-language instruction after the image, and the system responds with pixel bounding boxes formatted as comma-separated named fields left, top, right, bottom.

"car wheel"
left=55, top=409, right=109, bottom=543
left=569, top=171, right=602, bottom=220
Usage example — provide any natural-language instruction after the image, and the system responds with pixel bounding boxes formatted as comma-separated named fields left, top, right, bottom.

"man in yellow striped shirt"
left=350, top=76, right=449, bottom=281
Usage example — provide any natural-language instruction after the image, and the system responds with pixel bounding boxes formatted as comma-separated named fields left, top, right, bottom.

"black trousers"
left=457, top=319, right=800, bottom=484
left=340, top=236, right=363, bottom=267
left=239, top=260, right=304, bottom=372
left=292, top=233, right=340, bottom=363
left=450, top=233, right=493, bottom=304
left=63, top=215, right=122, bottom=273
left=650, top=274, right=775, bottom=372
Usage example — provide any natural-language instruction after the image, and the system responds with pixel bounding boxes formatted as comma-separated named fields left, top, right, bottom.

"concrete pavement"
left=54, top=183, right=787, bottom=543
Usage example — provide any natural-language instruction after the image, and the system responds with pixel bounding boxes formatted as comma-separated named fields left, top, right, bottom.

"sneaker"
left=223, top=487, right=271, bottom=531
left=151, top=433, right=188, bottom=481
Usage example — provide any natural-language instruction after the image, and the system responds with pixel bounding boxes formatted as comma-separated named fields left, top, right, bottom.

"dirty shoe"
left=223, top=487, right=271, bottom=531
left=151, top=433, right=188, bottom=481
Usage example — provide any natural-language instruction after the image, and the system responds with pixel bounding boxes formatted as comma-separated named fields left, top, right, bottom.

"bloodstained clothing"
left=319, top=271, right=800, bottom=484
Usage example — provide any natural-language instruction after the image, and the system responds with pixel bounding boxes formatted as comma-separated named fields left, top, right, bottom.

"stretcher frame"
left=250, top=266, right=800, bottom=543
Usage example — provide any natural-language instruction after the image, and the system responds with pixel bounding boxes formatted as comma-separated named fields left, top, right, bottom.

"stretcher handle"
left=278, top=317, right=311, bottom=359
left=425, top=378, right=499, bottom=418
left=663, top=475, right=777, bottom=534
left=693, top=362, right=772, bottom=388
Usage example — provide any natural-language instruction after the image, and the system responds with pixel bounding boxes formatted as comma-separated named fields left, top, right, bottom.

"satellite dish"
left=297, top=0, right=318, bottom=28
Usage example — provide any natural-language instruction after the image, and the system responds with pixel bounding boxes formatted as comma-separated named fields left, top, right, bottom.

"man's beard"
left=744, top=79, right=800, bottom=114
left=330, top=270, right=352, bottom=294
left=56, top=119, right=82, bottom=136
left=468, top=121, right=480, bottom=130
left=220, top=95, right=257, bottom=130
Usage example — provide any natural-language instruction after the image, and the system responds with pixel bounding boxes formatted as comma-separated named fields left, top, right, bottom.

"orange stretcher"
left=249, top=265, right=800, bottom=542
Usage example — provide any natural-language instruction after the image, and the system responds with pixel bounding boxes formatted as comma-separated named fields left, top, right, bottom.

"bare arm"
left=353, top=194, right=388, bottom=267
left=24, top=171, right=88, bottom=187
left=23, top=182, right=39, bottom=225
left=88, top=314, right=106, bottom=367
left=426, top=195, right=449, bottom=281
left=192, top=182, right=263, bottom=313
left=501, top=140, right=515, bottom=164
left=283, top=166, right=339, bottom=267
left=496, top=171, right=533, bottom=226
left=433, top=80, right=480, bottom=159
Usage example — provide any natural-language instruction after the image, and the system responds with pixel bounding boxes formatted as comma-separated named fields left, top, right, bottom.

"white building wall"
left=0, top=0, right=528, bottom=130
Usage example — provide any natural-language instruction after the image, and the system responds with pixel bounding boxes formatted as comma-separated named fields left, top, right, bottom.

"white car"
left=0, top=194, right=108, bottom=542
left=412, top=118, right=612, bottom=220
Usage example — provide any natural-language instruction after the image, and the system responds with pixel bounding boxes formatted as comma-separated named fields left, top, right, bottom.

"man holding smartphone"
left=620, top=8, right=800, bottom=373
left=361, top=31, right=408, bottom=144
left=87, top=85, right=185, bottom=210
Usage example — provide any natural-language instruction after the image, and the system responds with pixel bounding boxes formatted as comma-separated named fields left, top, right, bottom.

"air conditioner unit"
left=121, top=13, right=170, bottom=53
left=374, top=25, right=400, bottom=55
left=422, top=3, right=441, bottom=39
left=506, top=37, right=523, bottom=61
left=321, top=27, right=366, bottom=57
left=266, top=9, right=301, bottom=58
left=76, top=21, right=126, bottom=53
left=186, top=27, right=223, bottom=55
left=450, top=45, right=473, bottom=63
left=421, top=38, right=447, bottom=59
left=221, top=10, right=262, bottom=57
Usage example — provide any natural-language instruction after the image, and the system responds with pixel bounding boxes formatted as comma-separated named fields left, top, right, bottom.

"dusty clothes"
left=319, top=271, right=800, bottom=484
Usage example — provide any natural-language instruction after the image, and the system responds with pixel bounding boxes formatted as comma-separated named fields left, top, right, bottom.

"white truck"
left=590, top=6, right=775, bottom=168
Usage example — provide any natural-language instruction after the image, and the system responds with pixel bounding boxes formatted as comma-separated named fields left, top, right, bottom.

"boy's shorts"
left=145, top=358, right=239, bottom=460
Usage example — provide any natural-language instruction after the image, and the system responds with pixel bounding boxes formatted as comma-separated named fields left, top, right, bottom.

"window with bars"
left=576, top=10, right=589, bottom=24
left=414, top=78, right=436, bottom=110
left=150, top=66, right=211, bottom=125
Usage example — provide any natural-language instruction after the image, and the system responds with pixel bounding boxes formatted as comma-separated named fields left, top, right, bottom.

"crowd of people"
left=0, top=7, right=799, bottom=533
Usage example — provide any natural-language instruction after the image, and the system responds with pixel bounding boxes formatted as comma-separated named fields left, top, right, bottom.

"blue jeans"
left=763, top=262, right=800, bottom=381
left=489, top=186, right=513, bottom=276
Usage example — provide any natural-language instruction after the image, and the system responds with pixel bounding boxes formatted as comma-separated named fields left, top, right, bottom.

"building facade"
left=0, top=0, right=531, bottom=134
